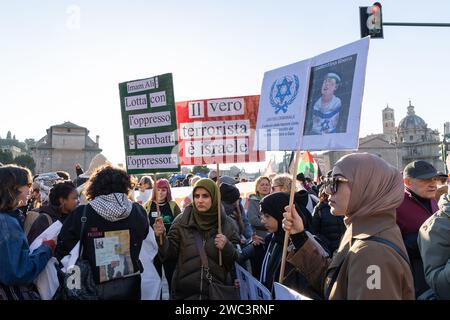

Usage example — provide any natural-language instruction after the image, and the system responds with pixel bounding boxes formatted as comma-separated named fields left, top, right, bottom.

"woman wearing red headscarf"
left=143, top=179, right=180, bottom=296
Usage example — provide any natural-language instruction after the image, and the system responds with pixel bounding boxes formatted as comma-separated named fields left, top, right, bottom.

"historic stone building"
left=32, top=122, right=102, bottom=178
left=315, top=101, right=446, bottom=173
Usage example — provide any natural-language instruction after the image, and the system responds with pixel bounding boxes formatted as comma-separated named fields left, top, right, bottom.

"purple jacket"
left=396, top=190, right=439, bottom=237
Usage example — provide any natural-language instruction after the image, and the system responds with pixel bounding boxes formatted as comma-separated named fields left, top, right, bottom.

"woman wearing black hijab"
left=258, top=192, right=311, bottom=293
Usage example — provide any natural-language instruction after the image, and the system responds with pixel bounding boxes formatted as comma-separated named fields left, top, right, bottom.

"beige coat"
left=288, top=153, right=415, bottom=300
left=288, top=214, right=415, bottom=299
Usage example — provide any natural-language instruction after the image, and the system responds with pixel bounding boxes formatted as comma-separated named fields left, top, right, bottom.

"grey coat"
left=418, top=194, right=450, bottom=299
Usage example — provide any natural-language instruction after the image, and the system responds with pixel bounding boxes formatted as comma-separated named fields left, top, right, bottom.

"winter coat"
left=312, top=202, right=346, bottom=254
left=26, top=205, right=69, bottom=244
left=55, top=201, right=149, bottom=286
left=158, top=204, right=240, bottom=300
left=418, top=194, right=450, bottom=299
left=397, top=190, right=439, bottom=237
left=0, top=211, right=52, bottom=300
left=396, top=189, right=439, bottom=297
left=222, top=200, right=252, bottom=241
left=287, top=216, right=415, bottom=299
left=288, top=153, right=415, bottom=300
left=294, top=191, right=314, bottom=227
left=247, top=195, right=269, bottom=239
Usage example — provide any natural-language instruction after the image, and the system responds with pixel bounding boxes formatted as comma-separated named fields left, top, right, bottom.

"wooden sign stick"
left=278, top=150, right=301, bottom=283
left=216, top=162, right=223, bottom=266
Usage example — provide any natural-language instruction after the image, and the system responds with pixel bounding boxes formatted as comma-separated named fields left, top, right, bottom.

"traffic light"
left=359, top=2, right=384, bottom=38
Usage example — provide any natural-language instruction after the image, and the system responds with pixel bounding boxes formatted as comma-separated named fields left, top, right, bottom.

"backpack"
left=23, top=211, right=53, bottom=237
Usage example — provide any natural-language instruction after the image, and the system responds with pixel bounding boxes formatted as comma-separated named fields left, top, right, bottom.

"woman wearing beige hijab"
left=283, top=153, right=414, bottom=299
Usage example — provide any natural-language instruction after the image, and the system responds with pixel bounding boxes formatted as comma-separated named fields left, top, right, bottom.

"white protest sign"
left=235, top=263, right=272, bottom=300
left=30, top=221, right=63, bottom=300
left=255, top=37, right=370, bottom=152
left=254, top=60, right=311, bottom=151
left=302, top=37, right=370, bottom=150
left=140, top=226, right=162, bottom=300
left=273, top=282, right=312, bottom=300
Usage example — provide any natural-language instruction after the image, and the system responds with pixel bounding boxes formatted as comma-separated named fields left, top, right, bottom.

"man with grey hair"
left=396, top=160, right=439, bottom=298
left=418, top=155, right=450, bottom=299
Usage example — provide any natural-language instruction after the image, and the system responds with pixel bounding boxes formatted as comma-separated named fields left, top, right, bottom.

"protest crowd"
left=1, top=151, right=449, bottom=301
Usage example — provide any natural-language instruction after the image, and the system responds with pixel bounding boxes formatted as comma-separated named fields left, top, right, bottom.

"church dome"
left=397, top=102, right=427, bottom=132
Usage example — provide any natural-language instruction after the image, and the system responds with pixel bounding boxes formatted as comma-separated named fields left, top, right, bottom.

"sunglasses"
left=324, top=176, right=349, bottom=195
left=271, top=185, right=282, bottom=191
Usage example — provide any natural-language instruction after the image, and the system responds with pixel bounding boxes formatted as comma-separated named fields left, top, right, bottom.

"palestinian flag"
left=297, top=151, right=321, bottom=183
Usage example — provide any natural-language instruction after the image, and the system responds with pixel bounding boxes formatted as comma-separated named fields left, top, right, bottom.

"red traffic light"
left=372, top=2, right=382, bottom=10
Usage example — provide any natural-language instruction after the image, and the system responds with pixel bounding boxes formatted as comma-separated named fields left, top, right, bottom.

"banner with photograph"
left=176, top=95, right=265, bottom=165
left=255, top=37, right=370, bottom=152
left=119, top=73, right=180, bottom=174
left=302, top=37, right=370, bottom=150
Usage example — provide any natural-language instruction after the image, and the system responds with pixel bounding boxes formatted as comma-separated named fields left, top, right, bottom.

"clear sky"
left=1, top=0, right=449, bottom=173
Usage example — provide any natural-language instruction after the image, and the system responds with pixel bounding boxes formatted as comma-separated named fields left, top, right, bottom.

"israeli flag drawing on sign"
left=254, top=59, right=311, bottom=151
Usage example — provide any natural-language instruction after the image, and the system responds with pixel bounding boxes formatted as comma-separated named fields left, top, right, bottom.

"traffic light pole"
left=383, top=22, right=450, bottom=27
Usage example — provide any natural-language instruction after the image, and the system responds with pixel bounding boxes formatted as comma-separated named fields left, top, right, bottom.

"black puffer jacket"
left=294, top=191, right=313, bottom=228
left=311, top=202, right=346, bottom=254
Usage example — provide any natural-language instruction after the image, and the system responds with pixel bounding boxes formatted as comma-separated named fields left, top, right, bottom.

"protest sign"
left=302, top=37, right=369, bottom=150
left=273, top=282, right=312, bottom=300
left=255, top=60, right=311, bottom=151
left=176, top=95, right=265, bottom=165
left=119, top=74, right=180, bottom=174
left=255, top=37, right=369, bottom=152
left=235, top=263, right=272, bottom=300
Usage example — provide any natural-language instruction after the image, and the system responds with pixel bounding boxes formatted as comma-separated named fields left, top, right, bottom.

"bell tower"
left=382, top=104, right=396, bottom=142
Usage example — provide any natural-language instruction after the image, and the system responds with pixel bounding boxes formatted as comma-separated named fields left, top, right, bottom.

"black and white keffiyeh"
left=90, top=193, right=133, bottom=222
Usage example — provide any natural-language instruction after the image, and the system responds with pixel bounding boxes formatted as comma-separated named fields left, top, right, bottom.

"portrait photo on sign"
left=303, top=54, right=356, bottom=136
left=301, top=37, right=369, bottom=151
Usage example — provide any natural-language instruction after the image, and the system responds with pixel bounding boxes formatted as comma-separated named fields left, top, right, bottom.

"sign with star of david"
left=254, top=59, right=311, bottom=151
left=255, top=37, right=370, bottom=152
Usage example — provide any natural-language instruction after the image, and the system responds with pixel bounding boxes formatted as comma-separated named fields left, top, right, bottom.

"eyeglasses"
left=324, top=176, right=349, bottom=195
left=271, top=185, right=282, bottom=191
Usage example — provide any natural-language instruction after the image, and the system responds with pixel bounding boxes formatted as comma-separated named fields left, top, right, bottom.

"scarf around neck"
left=90, top=193, right=133, bottom=222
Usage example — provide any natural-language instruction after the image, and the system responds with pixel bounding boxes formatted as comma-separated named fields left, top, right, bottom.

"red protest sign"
left=176, top=95, right=265, bottom=165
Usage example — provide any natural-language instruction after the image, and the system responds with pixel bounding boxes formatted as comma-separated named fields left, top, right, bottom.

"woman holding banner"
left=153, top=178, right=240, bottom=300
left=282, top=153, right=415, bottom=299
left=144, top=179, right=180, bottom=295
